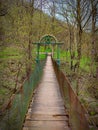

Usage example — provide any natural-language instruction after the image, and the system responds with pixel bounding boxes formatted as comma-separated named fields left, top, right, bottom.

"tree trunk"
left=91, top=0, right=97, bottom=77
left=26, top=0, right=34, bottom=78
left=69, top=30, right=74, bottom=70
left=76, top=0, right=82, bottom=95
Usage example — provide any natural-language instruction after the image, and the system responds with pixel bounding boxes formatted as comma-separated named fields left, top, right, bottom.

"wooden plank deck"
left=23, top=56, right=70, bottom=130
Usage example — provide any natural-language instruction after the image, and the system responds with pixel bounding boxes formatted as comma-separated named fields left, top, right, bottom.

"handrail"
left=52, top=58, right=90, bottom=130
left=0, top=60, right=46, bottom=130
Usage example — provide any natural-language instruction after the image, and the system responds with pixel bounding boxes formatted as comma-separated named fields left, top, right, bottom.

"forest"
left=0, top=0, right=98, bottom=129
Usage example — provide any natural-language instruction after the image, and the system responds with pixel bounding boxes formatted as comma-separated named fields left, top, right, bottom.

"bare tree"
left=90, top=0, right=98, bottom=78
left=26, top=0, right=35, bottom=77
left=55, top=0, right=91, bottom=95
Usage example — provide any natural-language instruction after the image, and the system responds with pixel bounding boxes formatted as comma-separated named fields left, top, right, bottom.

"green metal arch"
left=33, top=34, right=63, bottom=65
left=40, top=34, right=57, bottom=45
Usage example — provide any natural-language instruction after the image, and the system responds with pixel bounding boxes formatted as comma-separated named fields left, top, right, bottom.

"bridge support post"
left=57, top=45, right=60, bottom=65
left=36, top=44, right=40, bottom=63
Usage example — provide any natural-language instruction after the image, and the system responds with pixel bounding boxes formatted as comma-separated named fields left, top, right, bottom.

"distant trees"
left=0, top=0, right=65, bottom=88
left=53, top=0, right=98, bottom=94
left=0, top=0, right=97, bottom=93
left=90, top=0, right=98, bottom=77
left=0, top=0, right=35, bottom=93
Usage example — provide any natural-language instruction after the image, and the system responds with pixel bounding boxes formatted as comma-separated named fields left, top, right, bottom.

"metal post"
left=57, top=45, right=60, bottom=65
left=52, top=46, right=54, bottom=58
left=36, top=44, right=40, bottom=63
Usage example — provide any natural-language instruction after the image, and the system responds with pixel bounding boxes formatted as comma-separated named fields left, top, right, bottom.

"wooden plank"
left=23, top=56, right=70, bottom=130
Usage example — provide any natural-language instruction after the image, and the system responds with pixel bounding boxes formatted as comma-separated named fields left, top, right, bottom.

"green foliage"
left=0, top=46, right=22, bottom=59
left=0, top=1, right=97, bottom=129
left=39, top=54, right=46, bottom=59
left=0, top=88, right=8, bottom=95
left=59, top=50, right=94, bottom=73
left=90, top=111, right=96, bottom=116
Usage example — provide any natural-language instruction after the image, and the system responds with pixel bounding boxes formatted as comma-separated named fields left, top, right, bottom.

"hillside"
left=0, top=4, right=68, bottom=109
left=0, top=0, right=98, bottom=128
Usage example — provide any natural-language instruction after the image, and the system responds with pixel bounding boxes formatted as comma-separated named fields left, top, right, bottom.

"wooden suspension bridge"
left=22, top=35, right=90, bottom=130
left=0, top=35, right=93, bottom=130
left=23, top=55, right=70, bottom=130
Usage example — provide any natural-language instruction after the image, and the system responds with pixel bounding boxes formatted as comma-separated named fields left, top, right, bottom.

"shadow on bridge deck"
left=23, top=56, right=71, bottom=130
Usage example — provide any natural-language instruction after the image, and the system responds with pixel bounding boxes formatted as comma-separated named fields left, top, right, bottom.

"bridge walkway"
left=23, top=56, right=70, bottom=130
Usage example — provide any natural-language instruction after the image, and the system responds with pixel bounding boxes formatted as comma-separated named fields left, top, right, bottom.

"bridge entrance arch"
left=33, top=34, right=63, bottom=65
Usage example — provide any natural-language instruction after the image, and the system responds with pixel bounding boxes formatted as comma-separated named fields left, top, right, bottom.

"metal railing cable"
left=0, top=60, right=46, bottom=130
left=52, top=58, right=90, bottom=130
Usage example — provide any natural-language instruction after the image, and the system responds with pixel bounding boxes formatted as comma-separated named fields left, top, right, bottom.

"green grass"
left=80, top=56, right=91, bottom=72
left=0, top=46, right=23, bottom=59
left=58, top=50, right=93, bottom=73
left=2, top=46, right=94, bottom=73
left=33, top=47, right=95, bottom=73
left=39, top=54, right=46, bottom=59
left=0, top=88, right=8, bottom=95
left=33, top=46, right=52, bottom=60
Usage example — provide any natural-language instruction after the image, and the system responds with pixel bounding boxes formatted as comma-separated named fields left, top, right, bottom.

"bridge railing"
left=0, top=60, right=46, bottom=130
left=52, top=58, right=90, bottom=130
